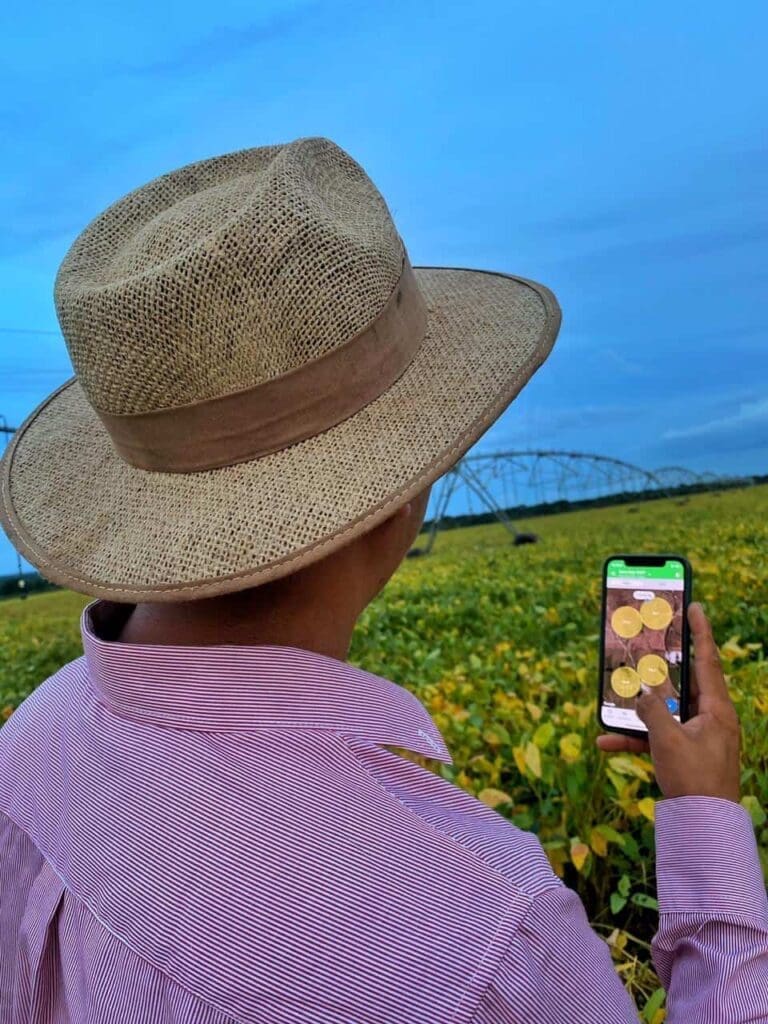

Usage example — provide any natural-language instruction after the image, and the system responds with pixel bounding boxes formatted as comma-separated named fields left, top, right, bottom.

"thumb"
left=635, top=683, right=679, bottom=739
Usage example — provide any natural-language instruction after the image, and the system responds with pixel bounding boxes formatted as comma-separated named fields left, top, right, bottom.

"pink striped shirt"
left=1, top=598, right=767, bottom=1023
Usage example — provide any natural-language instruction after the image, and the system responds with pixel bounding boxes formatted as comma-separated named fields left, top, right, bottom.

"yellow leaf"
left=545, top=851, right=565, bottom=877
left=721, top=636, right=748, bottom=660
left=477, top=788, right=513, bottom=809
left=637, top=797, right=656, bottom=822
left=576, top=704, right=593, bottom=726
left=543, top=842, right=568, bottom=878
left=629, top=754, right=654, bottom=781
left=605, top=928, right=629, bottom=951
left=483, top=729, right=501, bottom=749
left=513, top=745, right=528, bottom=777
left=570, top=839, right=590, bottom=872
left=607, top=754, right=653, bottom=782
left=1, top=706, right=14, bottom=721
left=589, top=828, right=608, bottom=857
left=524, top=741, right=542, bottom=779
left=525, top=701, right=542, bottom=721
left=559, top=732, right=582, bottom=764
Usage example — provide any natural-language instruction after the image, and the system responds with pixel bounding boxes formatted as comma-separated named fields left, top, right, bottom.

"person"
left=0, top=137, right=765, bottom=1023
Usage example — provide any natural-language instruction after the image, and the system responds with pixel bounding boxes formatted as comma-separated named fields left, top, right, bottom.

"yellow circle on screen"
left=610, top=666, right=642, bottom=697
left=640, top=596, right=674, bottom=631
left=611, top=606, right=643, bottom=639
left=637, top=653, right=669, bottom=686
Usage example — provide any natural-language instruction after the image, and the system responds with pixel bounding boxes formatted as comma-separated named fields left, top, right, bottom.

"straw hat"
left=0, top=137, right=561, bottom=603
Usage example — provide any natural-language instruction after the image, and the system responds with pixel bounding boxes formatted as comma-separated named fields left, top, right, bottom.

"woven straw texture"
left=54, top=138, right=403, bottom=414
left=0, top=138, right=561, bottom=602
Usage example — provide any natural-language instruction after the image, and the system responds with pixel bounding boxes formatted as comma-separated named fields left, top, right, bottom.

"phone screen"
left=600, top=557, right=686, bottom=733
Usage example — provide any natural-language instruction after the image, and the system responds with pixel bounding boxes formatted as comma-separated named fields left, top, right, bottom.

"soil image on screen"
left=602, top=588, right=683, bottom=713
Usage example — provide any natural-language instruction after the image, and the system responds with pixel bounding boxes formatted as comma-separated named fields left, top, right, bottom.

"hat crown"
left=54, top=138, right=404, bottom=416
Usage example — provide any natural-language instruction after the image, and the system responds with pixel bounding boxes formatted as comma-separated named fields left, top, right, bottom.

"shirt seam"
left=2, top=813, right=245, bottom=1024
left=452, top=879, right=571, bottom=1024
left=335, top=734, right=542, bottom=1024
left=449, top=901, right=532, bottom=1024
left=656, top=907, right=768, bottom=923
left=335, top=733, right=526, bottom=889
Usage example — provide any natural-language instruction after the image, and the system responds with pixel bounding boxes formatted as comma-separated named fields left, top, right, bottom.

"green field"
left=2, top=485, right=767, bottom=1022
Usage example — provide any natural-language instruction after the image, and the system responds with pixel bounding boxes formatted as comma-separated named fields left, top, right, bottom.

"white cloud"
left=663, top=397, right=768, bottom=440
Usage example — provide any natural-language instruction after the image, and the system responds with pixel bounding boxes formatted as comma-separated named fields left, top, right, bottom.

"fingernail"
left=640, top=683, right=652, bottom=695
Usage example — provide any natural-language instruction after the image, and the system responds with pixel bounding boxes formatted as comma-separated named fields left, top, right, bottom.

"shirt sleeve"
left=652, top=795, right=768, bottom=1023
left=472, top=883, right=641, bottom=1023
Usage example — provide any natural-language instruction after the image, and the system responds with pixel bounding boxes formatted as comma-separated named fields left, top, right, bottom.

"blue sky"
left=1, top=0, right=767, bottom=574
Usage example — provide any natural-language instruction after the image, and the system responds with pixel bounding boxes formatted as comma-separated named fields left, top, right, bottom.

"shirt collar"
left=81, top=600, right=452, bottom=764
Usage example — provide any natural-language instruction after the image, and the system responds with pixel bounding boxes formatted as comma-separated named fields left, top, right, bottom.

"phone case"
left=597, top=553, right=692, bottom=738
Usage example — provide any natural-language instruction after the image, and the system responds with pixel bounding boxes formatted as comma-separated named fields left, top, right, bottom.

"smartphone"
left=598, top=554, right=692, bottom=737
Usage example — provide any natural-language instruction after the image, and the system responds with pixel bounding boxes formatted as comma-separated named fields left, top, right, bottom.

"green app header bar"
left=607, top=559, right=683, bottom=580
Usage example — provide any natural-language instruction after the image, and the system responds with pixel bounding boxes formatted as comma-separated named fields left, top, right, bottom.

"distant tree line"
left=418, top=475, right=766, bottom=535
left=0, top=572, right=60, bottom=600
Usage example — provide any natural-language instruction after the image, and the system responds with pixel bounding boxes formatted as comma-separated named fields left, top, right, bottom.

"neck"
left=116, top=583, right=359, bottom=662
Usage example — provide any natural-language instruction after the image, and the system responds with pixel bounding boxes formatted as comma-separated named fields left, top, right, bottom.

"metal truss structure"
left=410, top=450, right=752, bottom=557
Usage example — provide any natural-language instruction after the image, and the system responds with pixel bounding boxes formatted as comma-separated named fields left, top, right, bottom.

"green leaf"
left=606, top=768, right=627, bottom=795
left=533, top=721, right=555, bottom=749
left=622, top=834, right=640, bottom=859
left=595, top=824, right=626, bottom=847
left=566, top=771, right=583, bottom=803
left=610, top=892, right=627, bottom=915
left=631, top=892, right=659, bottom=910
left=741, top=794, right=767, bottom=827
left=618, top=874, right=631, bottom=897
left=642, top=987, right=666, bottom=1022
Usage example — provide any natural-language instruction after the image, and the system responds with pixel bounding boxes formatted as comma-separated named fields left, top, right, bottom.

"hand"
left=596, top=602, right=741, bottom=803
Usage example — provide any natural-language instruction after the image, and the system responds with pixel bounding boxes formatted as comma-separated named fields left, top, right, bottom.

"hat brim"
left=0, top=267, right=561, bottom=603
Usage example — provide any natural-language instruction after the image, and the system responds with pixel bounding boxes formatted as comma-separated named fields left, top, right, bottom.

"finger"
left=635, top=682, right=681, bottom=740
left=596, top=733, right=650, bottom=754
left=689, top=661, right=699, bottom=702
left=687, top=661, right=699, bottom=717
left=687, top=602, right=731, bottom=705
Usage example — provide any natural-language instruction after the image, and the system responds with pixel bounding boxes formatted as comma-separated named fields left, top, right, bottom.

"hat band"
left=95, top=255, right=428, bottom=473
